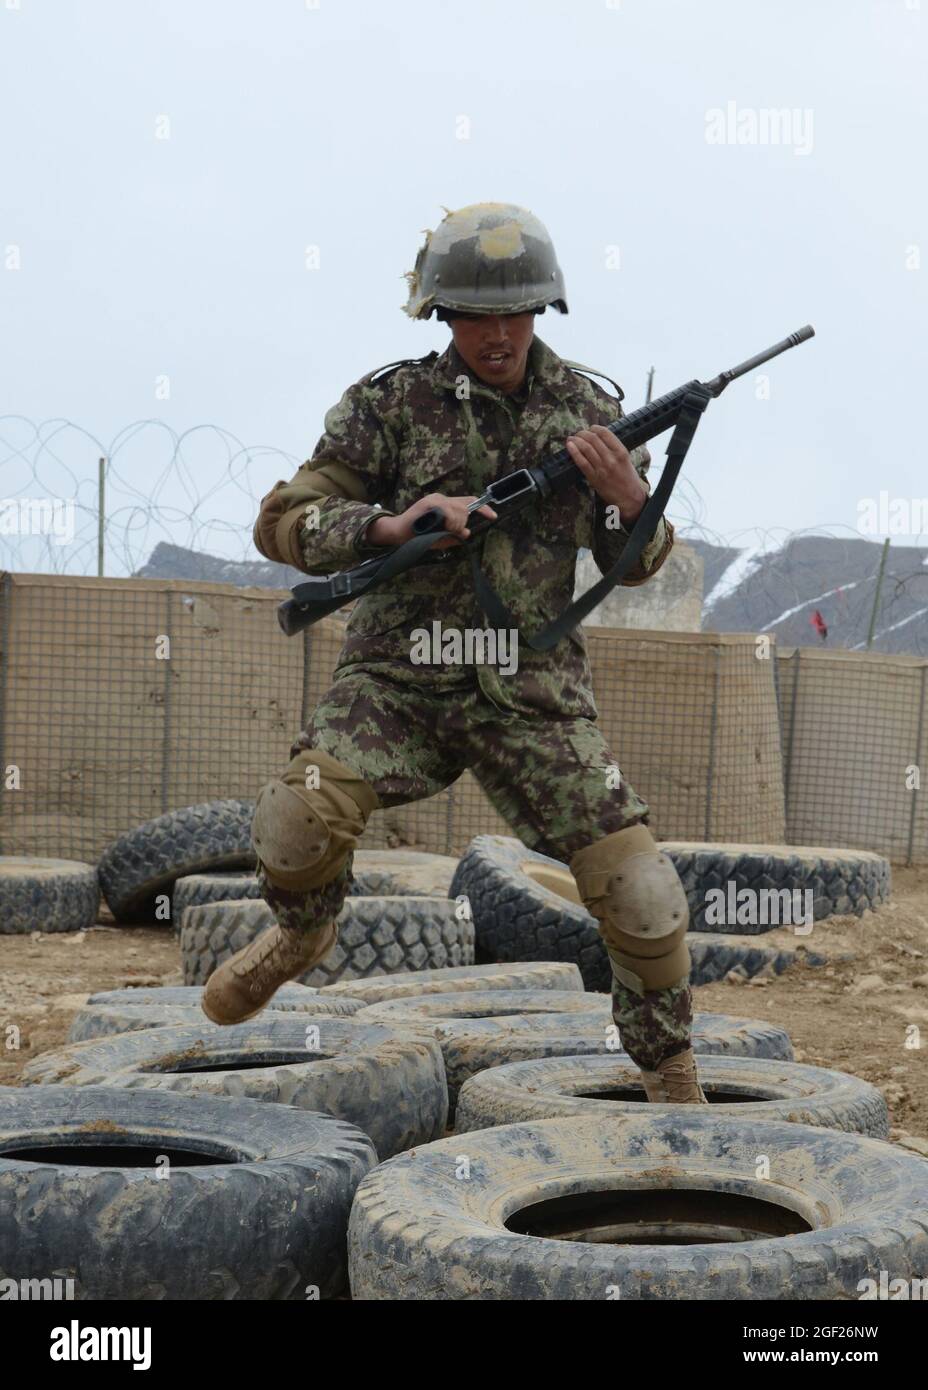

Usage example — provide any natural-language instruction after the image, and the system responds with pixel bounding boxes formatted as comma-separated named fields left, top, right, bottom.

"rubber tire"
left=179, top=896, right=475, bottom=988
left=172, top=871, right=262, bottom=924
left=320, top=961, right=584, bottom=1004
left=358, top=989, right=609, bottom=1024
left=352, top=1004, right=794, bottom=1111
left=69, top=985, right=365, bottom=1043
left=23, top=1017, right=448, bottom=1161
left=688, top=932, right=832, bottom=985
left=173, top=902, right=835, bottom=988
left=0, top=857, right=100, bottom=935
left=455, top=1054, right=889, bottom=1137
left=0, top=1084, right=374, bottom=1300
left=171, top=850, right=460, bottom=924
left=97, top=800, right=257, bottom=923
left=85, top=982, right=328, bottom=1009
left=347, top=1112, right=928, bottom=1300
left=450, top=836, right=888, bottom=990
left=68, top=1000, right=364, bottom=1043
left=344, top=851, right=460, bottom=899
left=664, top=840, right=891, bottom=932
left=450, top=837, right=607, bottom=988
left=169, top=870, right=412, bottom=931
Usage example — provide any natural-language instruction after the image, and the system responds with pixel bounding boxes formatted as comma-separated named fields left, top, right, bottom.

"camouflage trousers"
left=259, top=664, right=694, bottom=1071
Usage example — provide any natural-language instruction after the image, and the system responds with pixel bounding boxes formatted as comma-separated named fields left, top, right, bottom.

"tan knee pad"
left=570, top=824, right=690, bottom=994
left=252, top=748, right=379, bottom=893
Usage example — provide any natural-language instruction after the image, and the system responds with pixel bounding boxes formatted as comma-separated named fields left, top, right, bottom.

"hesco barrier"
left=0, top=574, right=306, bottom=863
left=0, top=570, right=822, bottom=864
left=778, top=646, right=928, bottom=866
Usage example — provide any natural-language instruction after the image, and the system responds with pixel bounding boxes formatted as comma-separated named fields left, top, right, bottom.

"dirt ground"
left=2, top=867, right=928, bottom=1152
left=693, top=863, right=928, bottom=1152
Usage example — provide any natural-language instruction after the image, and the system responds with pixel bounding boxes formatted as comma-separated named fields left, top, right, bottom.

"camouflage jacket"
left=255, top=335, right=673, bottom=719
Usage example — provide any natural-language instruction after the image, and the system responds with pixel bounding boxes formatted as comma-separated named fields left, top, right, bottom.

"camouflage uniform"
left=254, top=334, right=693, bottom=1069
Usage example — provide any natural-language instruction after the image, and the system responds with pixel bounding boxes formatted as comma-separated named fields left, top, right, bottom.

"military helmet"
left=403, top=202, right=568, bottom=320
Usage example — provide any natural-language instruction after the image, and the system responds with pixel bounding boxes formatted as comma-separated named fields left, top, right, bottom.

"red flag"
left=810, top=609, right=828, bottom=641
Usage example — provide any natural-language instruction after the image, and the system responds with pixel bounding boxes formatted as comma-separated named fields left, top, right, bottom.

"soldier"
left=203, top=202, right=706, bottom=1104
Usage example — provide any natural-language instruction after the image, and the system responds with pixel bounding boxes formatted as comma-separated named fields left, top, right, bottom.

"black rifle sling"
left=467, top=386, right=712, bottom=652
left=348, top=525, right=454, bottom=592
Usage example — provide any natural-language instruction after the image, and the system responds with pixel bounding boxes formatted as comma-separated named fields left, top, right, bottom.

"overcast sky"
left=1, top=0, right=925, bottom=573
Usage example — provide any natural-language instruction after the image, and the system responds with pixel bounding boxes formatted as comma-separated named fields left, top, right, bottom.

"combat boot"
left=639, top=1047, right=709, bottom=1104
left=201, top=919, right=336, bottom=1025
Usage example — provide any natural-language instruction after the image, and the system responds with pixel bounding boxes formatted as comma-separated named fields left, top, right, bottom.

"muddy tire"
left=688, top=932, right=833, bottom=985
left=348, top=1112, right=928, bottom=1300
left=450, top=836, right=888, bottom=989
left=68, top=1000, right=363, bottom=1042
left=0, top=857, right=100, bottom=935
left=320, top=961, right=583, bottom=1004
left=171, top=850, right=458, bottom=926
left=455, top=1054, right=888, bottom=1137
left=179, top=896, right=474, bottom=988
left=347, top=851, right=460, bottom=899
left=663, top=840, right=891, bottom=933
left=85, top=982, right=325, bottom=1010
left=24, top=1017, right=448, bottom=1160
left=358, top=989, right=608, bottom=1025
left=0, top=1084, right=374, bottom=1300
left=172, top=892, right=831, bottom=988
left=172, top=871, right=262, bottom=924
left=68, top=984, right=364, bottom=1043
left=451, top=836, right=608, bottom=988
left=352, top=1004, right=793, bottom=1111
left=98, top=800, right=256, bottom=923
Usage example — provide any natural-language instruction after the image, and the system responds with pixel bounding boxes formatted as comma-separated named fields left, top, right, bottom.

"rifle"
left=278, top=325, right=814, bottom=647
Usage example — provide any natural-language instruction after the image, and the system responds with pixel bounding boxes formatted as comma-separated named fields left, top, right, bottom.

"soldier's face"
left=449, top=312, right=535, bottom=394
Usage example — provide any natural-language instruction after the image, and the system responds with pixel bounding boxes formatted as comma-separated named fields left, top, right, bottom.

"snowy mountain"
left=134, top=541, right=303, bottom=590
left=134, top=535, right=928, bottom=657
left=689, top=533, right=928, bottom=656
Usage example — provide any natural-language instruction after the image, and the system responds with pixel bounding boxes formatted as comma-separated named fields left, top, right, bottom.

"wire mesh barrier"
left=590, top=630, right=785, bottom=844
left=1, top=572, right=789, bottom=864
left=778, top=646, right=928, bottom=865
left=0, top=574, right=305, bottom=862
left=2, top=570, right=923, bottom=864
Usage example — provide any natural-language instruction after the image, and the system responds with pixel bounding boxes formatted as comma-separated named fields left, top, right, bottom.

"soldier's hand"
left=366, top=494, right=497, bottom=550
left=566, top=425, right=648, bottom=523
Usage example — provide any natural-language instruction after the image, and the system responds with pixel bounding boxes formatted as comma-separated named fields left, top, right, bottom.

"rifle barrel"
left=704, top=324, right=814, bottom=397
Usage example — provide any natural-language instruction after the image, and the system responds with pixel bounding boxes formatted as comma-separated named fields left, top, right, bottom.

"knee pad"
left=570, top=824, right=690, bottom=994
left=252, top=748, right=379, bottom=893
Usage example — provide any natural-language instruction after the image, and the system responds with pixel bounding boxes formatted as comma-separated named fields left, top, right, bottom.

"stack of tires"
left=448, top=835, right=891, bottom=991
left=2, top=963, right=582, bottom=1297
left=90, top=799, right=474, bottom=988
left=2, top=813, right=922, bottom=1302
